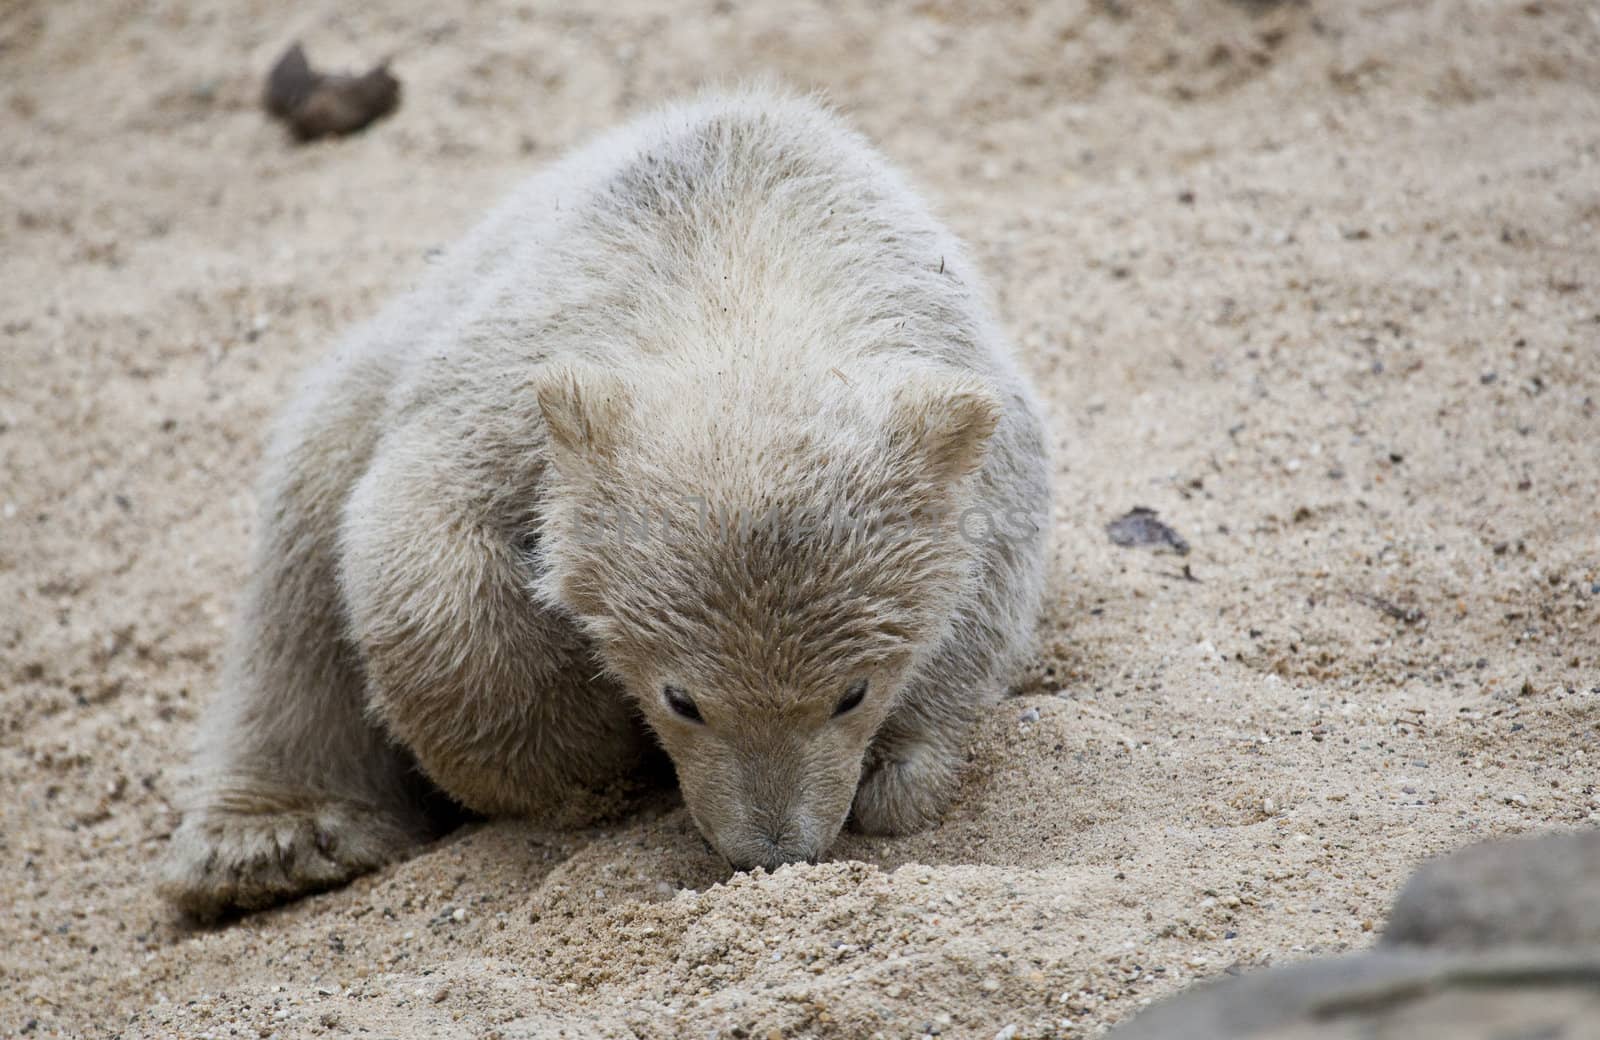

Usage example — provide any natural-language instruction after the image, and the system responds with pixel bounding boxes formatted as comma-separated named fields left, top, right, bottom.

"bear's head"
left=530, top=359, right=999, bottom=870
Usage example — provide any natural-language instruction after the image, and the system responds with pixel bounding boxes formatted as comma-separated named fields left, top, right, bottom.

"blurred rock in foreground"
left=1109, top=829, right=1600, bottom=1040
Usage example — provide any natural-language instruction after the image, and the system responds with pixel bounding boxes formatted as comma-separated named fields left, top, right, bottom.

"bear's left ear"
left=534, top=364, right=632, bottom=465
left=888, top=374, right=1002, bottom=484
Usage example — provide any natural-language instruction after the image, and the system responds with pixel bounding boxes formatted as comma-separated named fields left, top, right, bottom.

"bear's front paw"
left=850, top=743, right=960, bottom=836
left=160, top=795, right=417, bottom=920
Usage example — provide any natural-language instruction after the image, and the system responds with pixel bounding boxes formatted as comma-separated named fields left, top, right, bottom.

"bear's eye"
left=663, top=685, right=703, bottom=723
left=833, top=679, right=868, bottom=718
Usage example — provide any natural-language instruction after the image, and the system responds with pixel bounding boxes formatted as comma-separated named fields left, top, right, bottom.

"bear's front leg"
left=162, top=349, right=441, bottom=920
left=850, top=682, right=973, bottom=837
left=161, top=545, right=438, bottom=922
left=336, top=413, right=646, bottom=820
left=163, top=786, right=424, bottom=919
left=851, top=737, right=965, bottom=835
left=850, top=632, right=1007, bottom=837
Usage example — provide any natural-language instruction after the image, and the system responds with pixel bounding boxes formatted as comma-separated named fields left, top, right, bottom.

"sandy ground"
left=3, top=1, right=1599, bottom=1037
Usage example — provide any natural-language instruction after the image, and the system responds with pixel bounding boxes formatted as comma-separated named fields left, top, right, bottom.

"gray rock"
left=1108, top=830, right=1600, bottom=1039
left=1383, top=828, right=1600, bottom=951
left=1106, top=949, right=1600, bottom=1040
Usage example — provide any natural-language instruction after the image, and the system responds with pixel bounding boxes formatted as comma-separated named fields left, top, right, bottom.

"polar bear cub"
left=161, top=86, right=1051, bottom=918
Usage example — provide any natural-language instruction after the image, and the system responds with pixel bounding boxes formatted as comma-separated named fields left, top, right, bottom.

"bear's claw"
left=160, top=798, right=415, bottom=920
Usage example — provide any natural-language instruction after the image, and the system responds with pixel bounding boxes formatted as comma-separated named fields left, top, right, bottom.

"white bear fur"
left=161, top=85, right=1050, bottom=918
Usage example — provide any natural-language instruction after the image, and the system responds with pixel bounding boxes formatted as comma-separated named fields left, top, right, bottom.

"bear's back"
left=385, top=88, right=1001, bottom=381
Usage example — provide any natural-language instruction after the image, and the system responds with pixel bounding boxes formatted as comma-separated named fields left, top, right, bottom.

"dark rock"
left=263, top=42, right=401, bottom=142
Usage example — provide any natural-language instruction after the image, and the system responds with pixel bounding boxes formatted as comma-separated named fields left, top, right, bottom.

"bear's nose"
left=724, top=823, right=819, bottom=873
left=727, top=843, right=818, bottom=873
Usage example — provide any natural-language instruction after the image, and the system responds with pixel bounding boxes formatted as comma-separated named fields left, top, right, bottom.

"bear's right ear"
left=534, top=364, right=631, bottom=464
left=887, top=373, right=1002, bottom=486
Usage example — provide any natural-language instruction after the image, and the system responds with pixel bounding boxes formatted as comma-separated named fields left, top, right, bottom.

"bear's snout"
left=723, top=831, right=822, bottom=873
left=713, top=803, right=827, bottom=873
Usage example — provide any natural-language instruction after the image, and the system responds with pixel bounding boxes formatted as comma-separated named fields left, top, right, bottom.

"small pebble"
left=1106, top=507, right=1190, bottom=555
left=1018, top=707, right=1040, bottom=724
